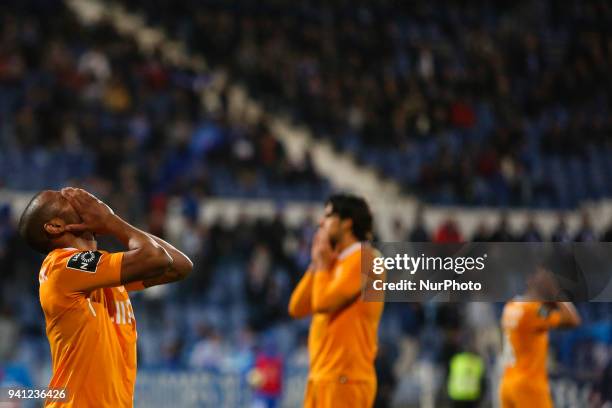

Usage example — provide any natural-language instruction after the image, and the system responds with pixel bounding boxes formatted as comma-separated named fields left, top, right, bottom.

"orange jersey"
left=501, top=301, right=562, bottom=384
left=39, top=248, right=137, bottom=408
left=290, top=243, right=384, bottom=383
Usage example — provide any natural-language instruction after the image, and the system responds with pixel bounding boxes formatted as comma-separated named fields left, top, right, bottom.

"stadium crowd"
left=123, top=0, right=612, bottom=208
left=0, top=1, right=327, bottom=202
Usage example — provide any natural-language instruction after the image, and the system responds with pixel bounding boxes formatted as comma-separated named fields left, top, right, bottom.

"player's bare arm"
left=552, top=302, right=581, bottom=328
left=61, top=187, right=173, bottom=286
left=137, top=233, right=193, bottom=288
left=121, top=233, right=193, bottom=291
left=537, top=269, right=581, bottom=328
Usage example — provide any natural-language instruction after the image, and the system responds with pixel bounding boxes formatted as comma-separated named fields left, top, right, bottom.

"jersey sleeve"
left=288, top=270, right=314, bottom=318
left=312, top=252, right=362, bottom=313
left=57, top=250, right=124, bottom=293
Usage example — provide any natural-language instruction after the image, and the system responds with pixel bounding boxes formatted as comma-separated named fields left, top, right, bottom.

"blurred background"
left=1, top=0, right=612, bottom=406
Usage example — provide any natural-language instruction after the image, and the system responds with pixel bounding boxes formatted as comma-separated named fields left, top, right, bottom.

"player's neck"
left=53, top=237, right=97, bottom=252
left=335, top=235, right=358, bottom=255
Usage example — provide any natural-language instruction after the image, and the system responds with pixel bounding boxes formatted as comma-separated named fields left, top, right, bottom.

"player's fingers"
left=71, top=188, right=94, bottom=203
left=61, top=187, right=77, bottom=198
left=77, top=189, right=108, bottom=210
left=76, top=188, right=100, bottom=203
left=319, top=232, right=332, bottom=249
left=65, top=223, right=88, bottom=233
left=61, top=188, right=83, bottom=210
left=314, top=231, right=326, bottom=251
left=318, top=227, right=329, bottom=241
left=69, top=189, right=94, bottom=209
left=68, top=191, right=87, bottom=209
left=61, top=187, right=81, bottom=198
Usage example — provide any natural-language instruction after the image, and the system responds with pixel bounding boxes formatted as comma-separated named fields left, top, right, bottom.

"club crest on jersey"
left=67, top=251, right=102, bottom=273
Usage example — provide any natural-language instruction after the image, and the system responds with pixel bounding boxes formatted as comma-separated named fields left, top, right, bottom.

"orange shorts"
left=304, top=378, right=376, bottom=408
left=500, top=376, right=553, bottom=408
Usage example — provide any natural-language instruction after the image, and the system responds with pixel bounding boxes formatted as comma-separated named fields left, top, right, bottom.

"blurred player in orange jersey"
left=288, top=194, right=383, bottom=408
left=499, top=266, right=581, bottom=408
left=18, top=188, right=193, bottom=407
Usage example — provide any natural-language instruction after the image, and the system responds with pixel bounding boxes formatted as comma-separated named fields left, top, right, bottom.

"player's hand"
left=61, top=187, right=116, bottom=235
left=311, top=228, right=337, bottom=271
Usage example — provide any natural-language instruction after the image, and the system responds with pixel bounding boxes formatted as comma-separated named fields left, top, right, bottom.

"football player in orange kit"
left=500, top=266, right=581, bottom=408
left=288, top=194, right=383, bottom=408
left=18, top=188, right=193, bottom=407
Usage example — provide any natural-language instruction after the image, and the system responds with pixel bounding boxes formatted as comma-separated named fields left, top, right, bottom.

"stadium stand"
left=0, top=1, right=329, bottom=201
left=121, top=0, right=612, bottom=208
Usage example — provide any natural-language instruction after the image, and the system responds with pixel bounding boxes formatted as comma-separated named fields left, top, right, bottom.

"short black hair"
left=18, top=192, right=57, bottom=254
left=326, top=193, right=373, bottom=241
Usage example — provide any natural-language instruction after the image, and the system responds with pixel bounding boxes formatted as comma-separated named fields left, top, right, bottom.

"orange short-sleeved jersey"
left=39, top=248, right=137, bottom=407
left=501, top=301, right=561, bottom=384
left=308, top=245, right=384, bottom=383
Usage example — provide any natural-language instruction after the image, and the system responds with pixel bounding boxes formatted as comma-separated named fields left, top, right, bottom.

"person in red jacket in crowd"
left=433, top=217, right=464, bottom=243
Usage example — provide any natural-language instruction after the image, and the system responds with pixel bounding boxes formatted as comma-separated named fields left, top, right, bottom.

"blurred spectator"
left=0, top=204, right=17, bottom=282
left=399, top=303, right=426, bottom=338
left=159, top=337, right=184, bottom=371
left=437, top=306, right=462, bottom=333
left=407, top=206, right=430, bottom=242
left=189, top=325, right=226, bottom=370
left=464, top=303, right=501, bottom=362
left=249, top=338, right=283, bottom=408
left=551, top=213, right=572, bottom=243
left=374, top=341, right=397, bottom=408
left=574, top=211, right=597, bottom=242
left=471, top=221, right=491, bottom=242
left=228, top=328, right=256, bottom=374
left=177, top=215, right=206, bottom=261
left=520, top=215, right=543, bottom=242
left=0, top=306, right=19, bottom=362
left=490, top=213, right=515, bottom=242
left=391, top=346, right=424, bottom=407
left=390, top=218, right=405, bottom=242
left=287, top=331, right=309, bottom=370
left=433, top=217, right=463, bottom=243
left=446, top=340, right=486, bottom=408
left=245, top=244, right=284, bottom=331
left=599, top=354, right=612, bottom=406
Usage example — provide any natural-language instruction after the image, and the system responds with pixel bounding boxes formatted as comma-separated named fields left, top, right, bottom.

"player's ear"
left=44, top=217, right=66, bottom=235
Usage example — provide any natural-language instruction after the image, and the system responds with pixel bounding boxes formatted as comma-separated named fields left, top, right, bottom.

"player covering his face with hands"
left=289, top=194, right=382, bottom=408
left=18, top=188, right=193, bottom=407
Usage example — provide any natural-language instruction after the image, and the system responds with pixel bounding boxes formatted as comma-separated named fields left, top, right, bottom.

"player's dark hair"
left=326, top=194, right=373, bottom=241
left=18, top=192, right=56, bottom=254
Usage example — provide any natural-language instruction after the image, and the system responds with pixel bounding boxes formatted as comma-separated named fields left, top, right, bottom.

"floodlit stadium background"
left=1, top=0, right=612, bottom=406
